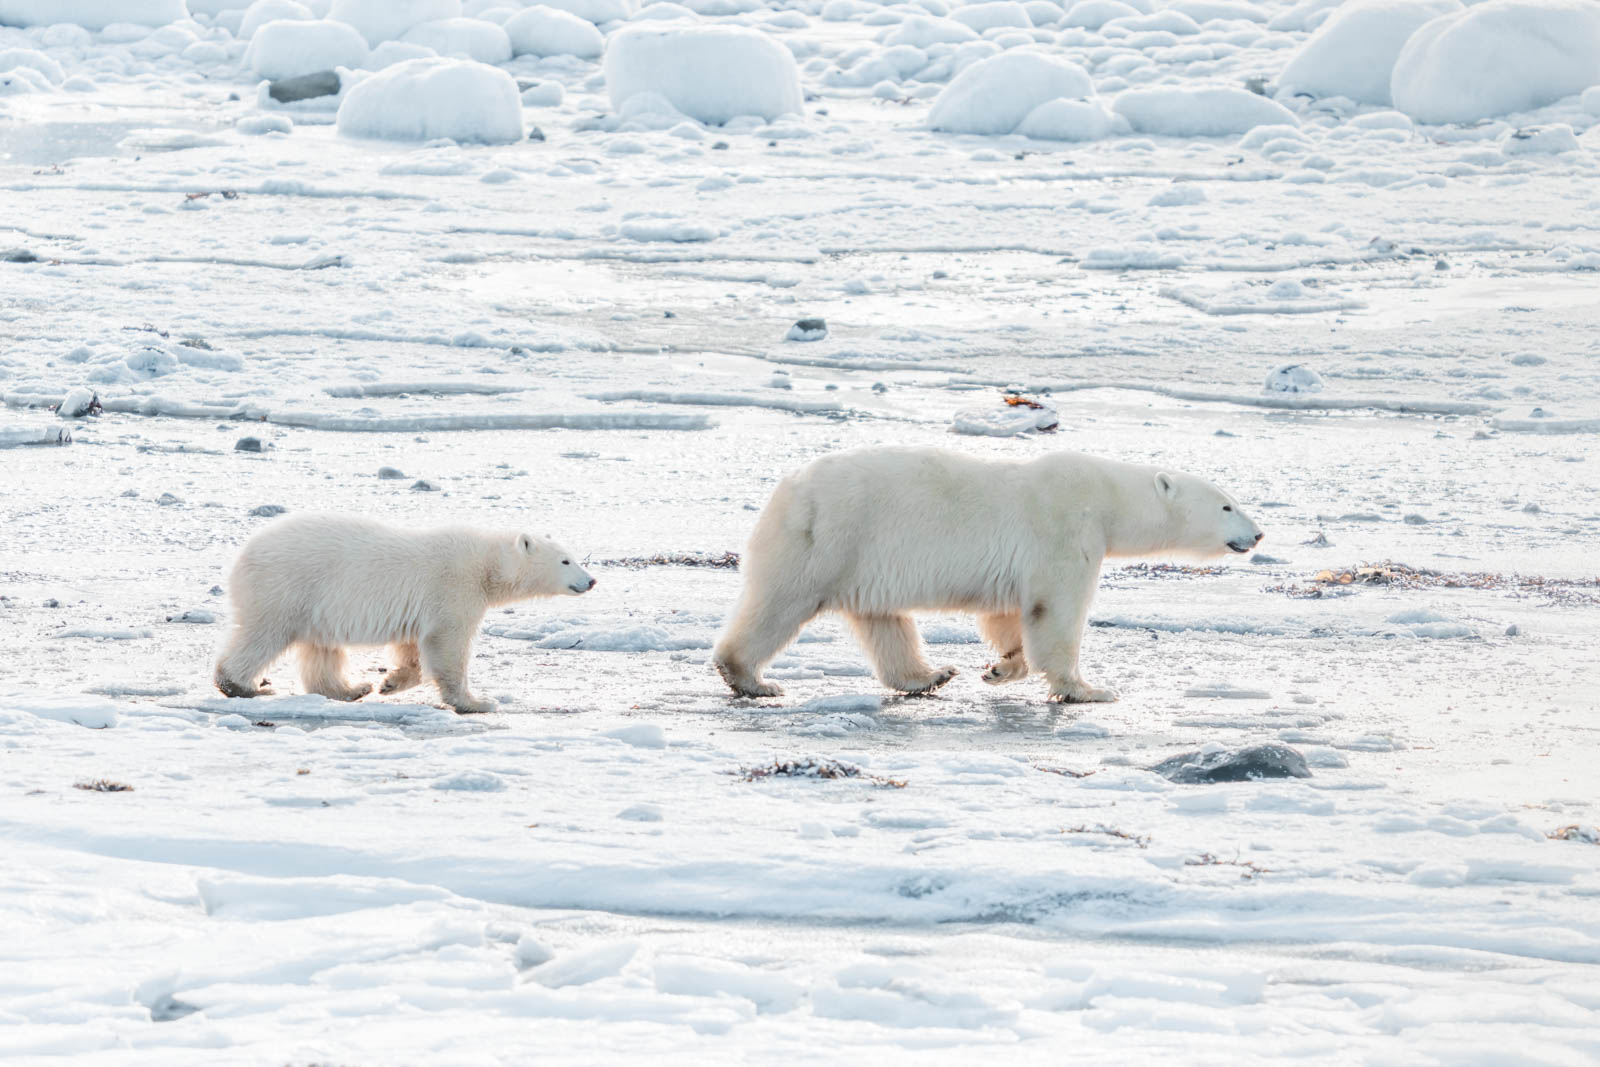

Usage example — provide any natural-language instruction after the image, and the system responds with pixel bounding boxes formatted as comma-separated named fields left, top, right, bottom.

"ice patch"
left=605, top=25, right=804, bottom=125
left=337, top=58, right=523, bottom=144
left=928, top=52, right=1095, bottom=136
left=1113, top=87, right=1298, bottom=137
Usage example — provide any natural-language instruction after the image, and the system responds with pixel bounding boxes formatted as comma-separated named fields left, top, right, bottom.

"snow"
left=239, top=0, right=315, bottom=40
left=505, top=6, right=605, bottom=59
left=0, top=0, right=186, bottom=29
left=1113, top=86, right=1299, bottom=136
left=4, top=0, right=1600, bottom=1058
left=538, top=0, right=633, bottom=23
left=246, top=19, right=369, bottom=80
left=928, top=51, right=1094, bottom=136
left=336, top=57, right=523, bottom=144
left=1276, top=0, right=1462, bottom=107
left=1390, top=0, right=1600, bottom=125
left=603, top=25, right=804, bottom=125
left=400, top=17, right=513, bottom=64
left=327, top=0, right=463, bottom=46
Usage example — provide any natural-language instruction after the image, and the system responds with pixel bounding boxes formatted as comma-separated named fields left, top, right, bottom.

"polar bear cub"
left=214, top=513, right=594, bottom=713
left=713, top=446, right=1263, bottom=703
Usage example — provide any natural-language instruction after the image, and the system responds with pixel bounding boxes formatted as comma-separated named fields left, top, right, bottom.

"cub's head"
left=1154, top=471, right=1264, bottom=557
left=504, top=533, right=595, bottom=598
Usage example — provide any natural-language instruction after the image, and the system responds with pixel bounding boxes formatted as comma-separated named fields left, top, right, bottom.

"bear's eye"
left=1223, top=505, right=1233, bottom=512
left=561, top=559, right=570, bottom=566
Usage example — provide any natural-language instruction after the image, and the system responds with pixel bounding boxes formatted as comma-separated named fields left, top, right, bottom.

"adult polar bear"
left=713, top=447, right=1263, bottom=703
left=214, top=514, right=595, bottom=713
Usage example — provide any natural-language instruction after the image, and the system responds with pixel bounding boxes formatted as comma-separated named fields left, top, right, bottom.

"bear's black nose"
left=1254, top=532, right=1264, bottom=544
left=586, top=577, right=597, bottom=590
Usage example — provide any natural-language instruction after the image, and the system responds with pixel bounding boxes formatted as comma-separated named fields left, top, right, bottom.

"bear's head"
left=497, top=533, right=595, bottom=600
left=1155, top=471, right=1264, bottom=556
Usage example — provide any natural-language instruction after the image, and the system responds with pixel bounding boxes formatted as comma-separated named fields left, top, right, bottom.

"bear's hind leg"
left=380, top=640, right=422, bottom=695
left=977, top=612, right=1028, bottom=685
left=712, top=592, right=820, bottom=699
left=298, top=643, right=373, bottom=702
left=421, top=628, right=493, bottom=714
left=214, top=622, right=290, bottom=698
left=847, top=613, right=957, bottom=695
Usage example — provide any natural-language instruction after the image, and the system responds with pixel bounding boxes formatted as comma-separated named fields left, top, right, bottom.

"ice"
left=505, top=6, right=605, bottom=59
left=0, top=0, right=186, bottom=28
left=1390, top=0, right=1600, bottom=124
left=336, top=57, right=523, bottom=143
left=400, top=17, right=514, bottom=64
left=1113, top=86, right=1299, bottom=136
left=1276, top=0, right=1461, bottom=107
left=328, top=0, right=462, bottom=46
left=240, top=0, right=315, bottom=39
left=603, top=25, right=804, bottom=125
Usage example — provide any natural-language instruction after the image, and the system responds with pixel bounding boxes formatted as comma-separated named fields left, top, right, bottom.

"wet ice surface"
left=5, top=32, right=1600, bottom=1067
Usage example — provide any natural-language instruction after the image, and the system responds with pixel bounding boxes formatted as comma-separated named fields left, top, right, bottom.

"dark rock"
left=208, top=585, right=224, bottom=596
left=786, top=317, right=827, bottom=342
left=268, top=70, right=341, bottom=104
left=410, top=479, right=439, bottom=492
left=711, top=141, right=729, bottom=150
left=527, top=126, right=545, bottom=142
left=1249, top=552, right=1285, bottom=565
left=234, top=436, right=263, bottom=452
left=2, top=248, right=39, bottom=263
left=377, top=466, right=407, bottom=479
left=250, top=504, right=287, bottom=517
left=156, top=492, right=182, bottom=506
left=43, top=598, right=59, bottom=608
left=1150, top=743, right=1311, bottom=784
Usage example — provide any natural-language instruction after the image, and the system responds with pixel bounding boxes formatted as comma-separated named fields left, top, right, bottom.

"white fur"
left=214, top=513, right=593, bottom=713
left=712, top=446, right=1263, bottom=702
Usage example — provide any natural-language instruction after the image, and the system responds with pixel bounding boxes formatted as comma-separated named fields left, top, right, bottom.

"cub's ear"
left=518, top=533, right=533, bottom=553
left=1154, top=472, right=1177, bottom=499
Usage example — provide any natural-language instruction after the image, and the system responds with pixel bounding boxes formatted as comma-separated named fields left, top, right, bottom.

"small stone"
left=156, top=493, right=182, bottom=506
left=377, top=466, right=407, bottom=479
left=250, top=504, right=287, bottom=517
left=1, top=248, right=39, bottom=263
left=1263, top=363, right=1324, bottom=394
left=410, top=479, right=439, bottom=492
left=267, top=70, right=341, bottom=104
left=1505, top=623, right=1520, bottom=637
left=167, top=608, right=217, bottom=624
left=1150, top=743, right=1311, bottom=784
left=1249, top=553, right=1285, bottom=565
left=1403, top=513, right=1429, bottom=525
left=234, top=436, right=263, bottom=452
left=871, top=381, right=888, bottom=394
left=527, top=126, right=545, bottom=142
left=1435, top=258, right=1449, bottom=270
left=42, top=598, right=59, bottom=608
left=208, top=585, right=224, bottom=596
left=786, top=317, right=827, bottom=342
left=121, top=489, right=139, bottom=499
left=711, top=141, right=729, bottom=150
left=1522, top=502, right=1541, bottom=513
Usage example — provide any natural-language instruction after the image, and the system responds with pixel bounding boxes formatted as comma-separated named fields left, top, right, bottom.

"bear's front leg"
left=421, top=628, right=495, bottom=714
left=977, top=612, right=1028, bottom=685
left=1021, top=575, right=1119, bottom=704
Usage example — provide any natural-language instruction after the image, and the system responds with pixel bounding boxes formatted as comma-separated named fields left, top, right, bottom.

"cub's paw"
left=1048, top=683, right=1120, bottom=704
left=903, top=666, right=958, bottom=695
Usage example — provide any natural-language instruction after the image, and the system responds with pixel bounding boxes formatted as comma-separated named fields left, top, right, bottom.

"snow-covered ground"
left=3, top=0, right=1599, bottom=1061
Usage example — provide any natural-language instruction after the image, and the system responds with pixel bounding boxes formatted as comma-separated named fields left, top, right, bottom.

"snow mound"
left=1277, top=0, right=1462, bottom=107
left=952, top=398, right=1059, bottom=436
left=604, top=25, right=804, bottom=125
left=928, top=51, right=1094, bottom=136
left=1016, top=97, right=1123, bottom=141
left=1264, top=363, right=1325, bottom=393
left=327, top=0, right=461, bottom=46
left=506, top=6, right=605, bottom=58
left=949, top=1, right=1032, bottom=32
left=540, top=0, right=632, bottom=23
left=1500, top=123, right=1581, bottom=155
left=0, top=49, right=65, bottom=85
left=247, top=19, right=369, bottom=80
left=400, top=17, right=512, bottom=63
left=336, top=57, right=522, bottom=143
left=1391, top=0, right=1600, bottom=125
left=240, top=0, right=314, bottom=40
left=1112, top=86, right=1298, bottom=136
left=0, top=0, right=185, bottom=28
left=1063, top=0, right=1139, bottom=29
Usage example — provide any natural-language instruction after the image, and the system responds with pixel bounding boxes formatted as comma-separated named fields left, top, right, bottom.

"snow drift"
left=1389, top=0, right=1600, bottom=124
left=247, top=19, right=370, bottom=80
left=604, top=25, right=803, bottom=125
left=327, top=0, right=462, bottom=46
left=336, top=57, right=523, bottom=144
left=1276, top=0, right=1462, bottom=107
left=928, top=51, right=1095, bottom=136
left=1113, top=86, right=1299, bottom=136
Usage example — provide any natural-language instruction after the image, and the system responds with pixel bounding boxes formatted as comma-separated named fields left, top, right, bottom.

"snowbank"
left=327, top=0, right=461, bottom=46
left=1016, top=97, right=1123, bottom=141
left=506, top=6, right=605, bottom=58
left=0, top=0, right=186, bottom=28
left=1276, top=0, right=1461, bottom=107
left=1112, top=86, right=1298, bottom=136
left=247, top=19, right=369, bottom=80
left=928, top=51, right=1094, bottom=135
left=604, top=26, right=803, bottom=125
left=336, top=57, right=523, bottom=144
left=400, top=17, right=512, bottom=63
left=1390, top=0, right=1600, bottom=124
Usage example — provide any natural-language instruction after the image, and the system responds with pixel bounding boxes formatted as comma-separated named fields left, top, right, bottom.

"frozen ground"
left=3, top=1, right=1600, bottom=1062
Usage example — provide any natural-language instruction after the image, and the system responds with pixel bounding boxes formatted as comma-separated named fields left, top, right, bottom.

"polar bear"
left=712, top=447, right=1263, bottom=703
left=214, top=513, right=595, bottom=713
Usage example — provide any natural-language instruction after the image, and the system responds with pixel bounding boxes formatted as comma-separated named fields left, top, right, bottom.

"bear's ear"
left=1154, top=472, right=1177, bottom=499
left=518, top=533, right=533, bottom=553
